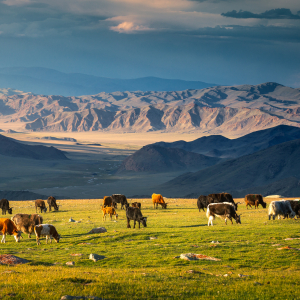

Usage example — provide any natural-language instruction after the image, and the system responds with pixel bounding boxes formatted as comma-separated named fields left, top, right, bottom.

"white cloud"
left=2, top=0, right=31, bottom=6
left=110, top=21, right=153, bottom=33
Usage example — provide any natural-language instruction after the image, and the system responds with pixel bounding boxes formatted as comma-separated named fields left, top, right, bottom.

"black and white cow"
left=0, top=199, right=12, bottom=215
left=268, top=200, right=296, bottom=220
left=126, top=207, right=147, bottom=228
left=206, top=202, right=241, bottom=226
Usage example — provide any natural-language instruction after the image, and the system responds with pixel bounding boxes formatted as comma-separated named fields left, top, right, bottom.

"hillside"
left=0, top=134, right=68, bottom=160
left=154, top=125, right=300, bottom=158
left=117, top=144, right=221, bottom=173
left=159, top=138, right=300, bottom=197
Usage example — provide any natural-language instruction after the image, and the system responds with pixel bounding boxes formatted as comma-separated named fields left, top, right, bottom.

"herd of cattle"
left=0, top=193, right=299, bottom=244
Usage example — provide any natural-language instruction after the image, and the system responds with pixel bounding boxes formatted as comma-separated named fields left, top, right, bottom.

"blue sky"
left=0, top=0, right=299, bottom=87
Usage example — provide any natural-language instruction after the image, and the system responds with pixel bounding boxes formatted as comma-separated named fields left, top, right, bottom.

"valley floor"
left=0, top=197, right=299, bottom=299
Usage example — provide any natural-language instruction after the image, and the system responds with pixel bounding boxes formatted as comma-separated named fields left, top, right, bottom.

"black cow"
left=112, top=194, right=128, bottom=209
left=197, top=195, right=208, bottom=212
left=285, top=200, right=300, bottom=218
left=47, top=196, right=59, bottom=212
left=0, top=198, right=12, bottom=215
left=245, top=194, right=266, bottom=209
left=126, top=207, right=147, bottom=228
left=207, top=193, right=239, bottom=210
left=206, top=202, right=241, bottom=226
left=132, top=202, right=141, bottom=209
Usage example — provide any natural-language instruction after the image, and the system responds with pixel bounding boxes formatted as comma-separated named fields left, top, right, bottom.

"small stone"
left=69, top=218, right=76, bottom=222
left=88, top=227, right=107, bottom=234
left=223, top=274, right=229, bottom=277
left=89, top=254, right=105, bottom=262
left=254, top=282, right=262, bottom=285
left=70, top=253, right=83, bottom=256
left=211, top=241, right=220, bottom=244
left=238, top=274, right=249, bottom=277
left=66, top=261, right=75, bottom=266
left=149, top=237, right=157, bottom=240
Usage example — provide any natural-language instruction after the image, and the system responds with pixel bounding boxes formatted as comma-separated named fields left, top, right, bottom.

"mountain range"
left=0, top=82, right=299, bottom=135
left=0, top=67, right=216, bottom=96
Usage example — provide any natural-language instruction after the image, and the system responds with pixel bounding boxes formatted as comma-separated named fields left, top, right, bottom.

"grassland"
left=0, top=197, right=299, bottom=299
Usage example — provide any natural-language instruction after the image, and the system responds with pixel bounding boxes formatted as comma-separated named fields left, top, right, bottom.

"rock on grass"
left=0, top=255, right=29, bottom=265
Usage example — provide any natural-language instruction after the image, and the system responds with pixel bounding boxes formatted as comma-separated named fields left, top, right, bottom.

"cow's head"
left=262, top=202, right=267, bottom=209
left=125, top=203, right=129, bottom=209
left=14, top=231, right=21, bottom=242
left=8, top=207, right=12, bottom=214
left=162, top=203, right=167, bottom=209
left=289, top=211, right=296, bottom=219
left=54, top=205, right=59, bottom=211
left=140, top=217, right=147, bottom=227
left=235, top=214, right=241, bottom=224
left=54, top=234, right=61, bottom=243
left=115, top=214, right=118, bottom=219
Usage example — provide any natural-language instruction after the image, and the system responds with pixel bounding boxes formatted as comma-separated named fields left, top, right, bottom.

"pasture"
left=0, top=197, right=299, bottom=300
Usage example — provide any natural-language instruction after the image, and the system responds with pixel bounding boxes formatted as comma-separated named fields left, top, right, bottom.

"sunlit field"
left=0, top=197, right=299, bottom=299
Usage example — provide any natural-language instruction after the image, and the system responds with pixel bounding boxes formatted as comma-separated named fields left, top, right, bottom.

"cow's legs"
left=208, top=216, right=213, bottom=226
left=36, top=236, right=41, bottom=245
left=127, top=217, right=131, bottom=228
left=138, top=221, right=140, bottom=229
left=268, top=214, right=271, bottom=220
left=1, top=233, right=6, bottom=243
left=110, top=214, right=112, bottom=221
left=133, top=220, right=136, bottom=228
left=273, top=215, right=276, bottom=220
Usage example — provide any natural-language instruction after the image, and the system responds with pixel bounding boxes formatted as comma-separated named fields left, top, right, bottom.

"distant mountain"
left=159, top=138, right=300, bottom=197
left=0, top=67, right=216, bottom=96
left=154, top=125, right=300, bottom=158
left=117, top=144, right=221, bottom=173
left=0, top=82, right=299, bottom=135
left=0, top=134, right=68, bottom=160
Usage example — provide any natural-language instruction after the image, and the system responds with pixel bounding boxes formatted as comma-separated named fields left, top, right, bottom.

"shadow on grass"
left=29, top=261, right=53, bottom=266
left=180, top=224, right=206, bottom=228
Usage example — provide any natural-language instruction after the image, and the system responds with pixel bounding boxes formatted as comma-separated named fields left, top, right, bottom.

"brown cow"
left=35, top=200, right=47, bottom=213
left=34, top=224, right=60, bottom=245
left=0, top=218, right=20, bottom=243
left=101, top=206, right=118, bottom=221
left=11, top=214, right=43, bottom=238
left=152, top=193, right=167, bottom=209
left=103, top=196, right=116, bottom=208
left=47, top=196, right=59, bottom=212
left=132, top=202, right=141, bottom=209
left=245, top=194, right=267, bottom=209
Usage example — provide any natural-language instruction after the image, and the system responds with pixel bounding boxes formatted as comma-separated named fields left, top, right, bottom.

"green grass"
left=0, top=198, right=299, bottom=299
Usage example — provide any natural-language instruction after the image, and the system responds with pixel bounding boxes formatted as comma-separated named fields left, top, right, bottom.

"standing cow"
left=197, top=195, right=208, bottom=212
left=268, top=200, right=296, bottom=220
left=244, top=194, right=266, bottom=209
left=35, top=200, right=47, bottom=213
left=126, top=206, right=147, bottom=228
left=11, top=214, right=43, bottom=238
left=47, top=196, right=59, bottom=212
left=34, top=224, right=61, bottom=245
left=207, top=193, right=239, bottom=210
left=132, top=202, right=141, bottom=209
left=152, top=193, right=167, bottom=209
left=0, top=218, right=20, bottom=243
left=206, top=202, right=241, bottom=226
left=0, top=199, right=12, bottom=215
left=286, top=200, right=300, bottom=218
left=111, top=194, right=128, bottom=209
left=103, top=196, right=117, bottom=208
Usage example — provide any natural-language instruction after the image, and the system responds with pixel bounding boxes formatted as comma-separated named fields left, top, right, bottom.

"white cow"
left=268, top=200, right=295, bottom=220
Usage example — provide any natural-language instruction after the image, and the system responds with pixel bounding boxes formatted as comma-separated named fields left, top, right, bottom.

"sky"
left=0, top=0, right=300, bottom=87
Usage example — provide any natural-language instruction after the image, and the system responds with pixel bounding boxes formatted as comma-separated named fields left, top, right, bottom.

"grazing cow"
left=0, top=218, right=20, bottom=243
left=286, top=200, right=300, bottom=218
left=102, top=206, right=118, bottom=221
left=206, top=202, right=241, bottom=226
left=34, top=224, right=60, bottom=245
left=35, top=199, right=47, bottom=213
left=126, top=207, right=147, bottom=228
left=11, top=214, right=43, bottom=238
left=0, top=198, right=12, bottom=215
left=111, top=194, right=128, bottom=209
left=244, top=194, right=267, bottom=209
left=197, top=195, right=208, bottom=212
left=207, top=193, right=239, bottom=210
left=47, top=196, right=59, bottom=212
left=268, top=200, right=296, bottom=220
left=132, top=202, right=141, bottom=209
left=103, top=196, right=117, bottom=208
left=152, top=193, right=167, bottom=209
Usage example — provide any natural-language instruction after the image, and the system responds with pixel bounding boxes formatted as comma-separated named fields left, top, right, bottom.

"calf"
left=132, top=202, right=141, bottom=209
left=102, top=206, right=118, bottom=221
left=35, top=199, right=47, bottom=213
left=34, top=224, right=60, bottom=245
left=103, top=196, right=117, bottom=208
left=47, top=196, right=59, bottom=212
left=11, top=214, right=43, bottom=238
left=268, top=200, right=295, bottom=220
left=0, top=218, right=20, bottom=243
left=126, top=207, right=147, bottom=229
left=207, top=193, right=239, bottom=210
left=206, top=202, right=241, bottom=226
left=245, top=194, right=266, bottom=209
left=197, top=195, right=208, bottom=212
left=0, top=199, right=12, bottom=215
left=111, top=194, right=128, bottom=209
left=152, top=193, right=167, bottom=209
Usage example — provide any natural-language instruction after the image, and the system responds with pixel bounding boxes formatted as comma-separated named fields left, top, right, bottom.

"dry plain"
left=0, top=197, right=299, bottom=299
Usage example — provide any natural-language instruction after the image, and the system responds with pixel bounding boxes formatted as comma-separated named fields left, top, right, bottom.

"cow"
left=111, top=194, right=128, bottom=209
left=152, top=193, right=167, bottom=209
left=126, top=207, right=147, bottom=229
left=206, top=202, right=241, bottom=226
left=103, top=196, right=117, bottom=208
left=35, top=199, right=47, bottom=213
left=0, top=199, right=12, bottom=215
left=47, top=196, right=59, bottom=212
left=207, top=193, right=239, bottom=210
left=286, top=200, right=300, bottom=218
left=34, top=224, right=61, bottom=245
left=197, top=195, right=208, bottom=212
left=244, top=194, right=267, bottom=209
left=102, top=206, right=118, bottom=221
left=11, top=214, right=43, bottom=238
left=132, top=202, right=141, bottom=209
left=0, top=218, right=20, bottom=243
left=268, top=200, right=296, bottom=220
